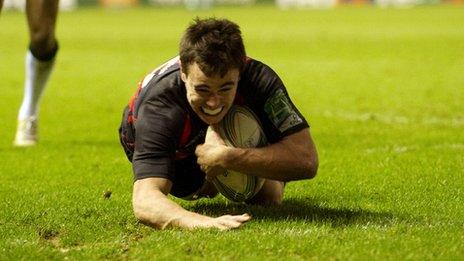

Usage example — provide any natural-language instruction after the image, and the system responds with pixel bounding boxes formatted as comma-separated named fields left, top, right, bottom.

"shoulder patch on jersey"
left=155, top=56, right=180, bottom=75
left=141, top=56, right=180, bottom=88
left=264, top=89, right=303, bottom=133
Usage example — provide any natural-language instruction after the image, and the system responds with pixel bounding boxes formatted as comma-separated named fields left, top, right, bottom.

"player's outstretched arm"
left=132, top=177, right=251, bottom=230
left=196, top=127, right=318, bottom=182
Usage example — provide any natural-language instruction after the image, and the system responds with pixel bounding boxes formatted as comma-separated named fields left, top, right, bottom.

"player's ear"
left=179, top=60, right=188, bottom=83
left=180, top=68, right=187, bottom=83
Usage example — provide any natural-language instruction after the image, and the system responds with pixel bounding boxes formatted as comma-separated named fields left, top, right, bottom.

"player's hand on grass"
left=202, top=213, right=251, bottom=230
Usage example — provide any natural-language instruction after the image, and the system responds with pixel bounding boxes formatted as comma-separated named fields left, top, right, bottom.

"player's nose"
left=205, top=93, right=221, bottom=108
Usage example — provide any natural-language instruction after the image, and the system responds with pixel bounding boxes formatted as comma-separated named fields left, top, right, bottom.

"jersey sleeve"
left=132, top=98, right=184, bottom=182
left=242, top=60, right=309, bottom=142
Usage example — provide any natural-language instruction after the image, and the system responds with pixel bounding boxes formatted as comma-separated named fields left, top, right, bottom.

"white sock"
left=17, top=50, right=56, bottom=121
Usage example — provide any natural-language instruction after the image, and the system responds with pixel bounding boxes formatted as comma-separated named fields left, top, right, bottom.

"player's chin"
left=200, top=114, right=224, bottom=125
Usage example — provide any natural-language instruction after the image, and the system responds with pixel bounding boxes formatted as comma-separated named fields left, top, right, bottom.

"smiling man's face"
left=182, top=62, right=239, bottom=125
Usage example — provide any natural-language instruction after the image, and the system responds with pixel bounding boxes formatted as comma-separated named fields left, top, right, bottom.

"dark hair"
left=179, top=18, right=246, bottom=77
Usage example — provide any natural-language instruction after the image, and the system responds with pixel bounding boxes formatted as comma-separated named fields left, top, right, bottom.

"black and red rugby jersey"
left=120, top=56, right=309, bottom=182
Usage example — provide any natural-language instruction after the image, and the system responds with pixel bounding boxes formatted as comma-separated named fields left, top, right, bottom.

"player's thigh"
left=247, top=179, right=285, bottom=206
left=26, top=0, right=59, bottom=44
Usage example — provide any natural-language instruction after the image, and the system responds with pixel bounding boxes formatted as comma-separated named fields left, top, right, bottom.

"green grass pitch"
left=0, top=5, right=463, bottom=259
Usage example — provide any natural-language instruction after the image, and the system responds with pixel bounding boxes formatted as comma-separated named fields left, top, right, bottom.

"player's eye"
left=219, top=86, right=232, bottom=93
left=195, top=87, right=210, bottom=94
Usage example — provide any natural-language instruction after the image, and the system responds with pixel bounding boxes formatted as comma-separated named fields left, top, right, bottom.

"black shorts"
left=170, top=156, right=206, bottom=199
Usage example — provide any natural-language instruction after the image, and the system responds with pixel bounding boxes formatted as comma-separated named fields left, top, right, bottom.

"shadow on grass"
left=187, top=197, right=396, bottom=227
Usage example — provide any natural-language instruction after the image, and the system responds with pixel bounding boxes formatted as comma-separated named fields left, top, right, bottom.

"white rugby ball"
left=212, top=105, right=267, bottom=202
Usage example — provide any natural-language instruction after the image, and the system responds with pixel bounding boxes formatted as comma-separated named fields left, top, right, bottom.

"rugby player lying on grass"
left=119, top=18, right=318, bottom=230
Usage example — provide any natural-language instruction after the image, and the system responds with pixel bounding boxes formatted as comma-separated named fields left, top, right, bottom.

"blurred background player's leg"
left=14, top=0, right=59, bottom=146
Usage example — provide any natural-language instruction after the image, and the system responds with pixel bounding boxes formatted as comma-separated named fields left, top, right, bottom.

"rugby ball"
left=212, top=105, right=267, bottom=202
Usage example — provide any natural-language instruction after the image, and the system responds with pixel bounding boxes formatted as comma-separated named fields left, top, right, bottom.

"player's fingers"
left=221, top=213, right=251, bottom=222
left=196, top=154, right=206, bottom=166
left=217, top=219, right=242, bottom=229
left=216, top=214, right=250, bottom=229
left=195, top=144, right=205, bottom=159
left=216, top=223, right=232, bottom=231
left=206, top=218, right=232, bottom=231
left=233, top=213, right=252, bottom=222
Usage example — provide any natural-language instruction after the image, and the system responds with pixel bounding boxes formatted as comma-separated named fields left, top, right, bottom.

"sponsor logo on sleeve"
left=264, top=89, right=303, bottom=133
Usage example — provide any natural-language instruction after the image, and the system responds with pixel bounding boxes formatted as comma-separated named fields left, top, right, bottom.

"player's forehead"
left=187, top=63, right=239, bottom=86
